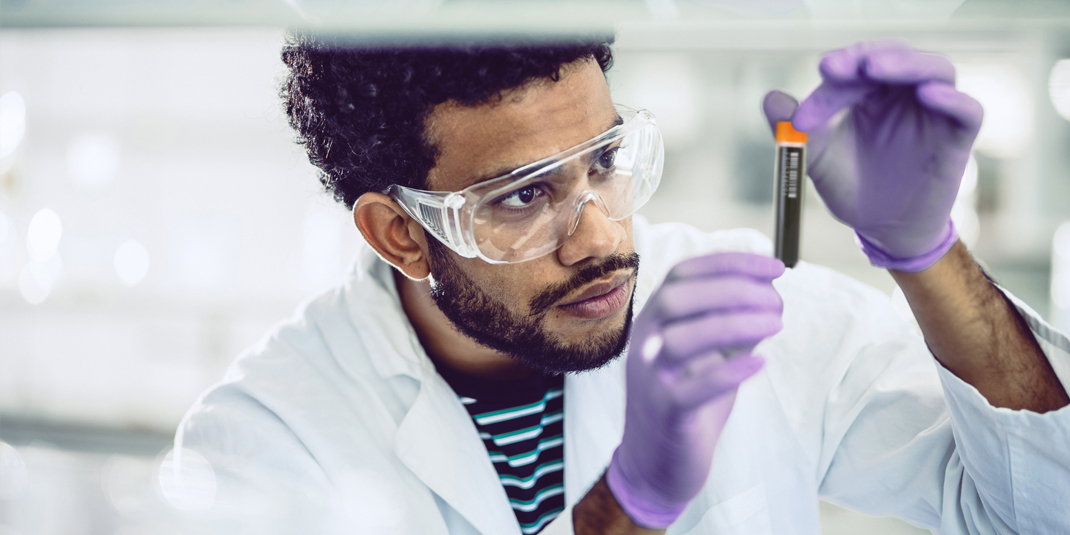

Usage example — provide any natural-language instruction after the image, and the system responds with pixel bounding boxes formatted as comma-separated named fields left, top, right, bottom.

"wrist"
left=856, top=220, right=958, bottom=273
left=604, top=448, right=688, bottom=529
left=575, top=473, right=666, bottom=535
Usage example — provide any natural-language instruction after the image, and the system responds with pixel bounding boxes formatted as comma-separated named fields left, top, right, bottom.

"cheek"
left=463, top=260, right=566, bottom=312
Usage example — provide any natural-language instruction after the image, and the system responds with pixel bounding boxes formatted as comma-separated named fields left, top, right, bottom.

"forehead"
left=425, top=59, right=617, bottom=191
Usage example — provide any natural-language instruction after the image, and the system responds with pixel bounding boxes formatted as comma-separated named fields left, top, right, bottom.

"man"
left=174, top=35, right=1070, bottom=534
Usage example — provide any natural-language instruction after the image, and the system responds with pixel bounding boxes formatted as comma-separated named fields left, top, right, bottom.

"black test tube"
left=774, top=121, right=807, bottom=268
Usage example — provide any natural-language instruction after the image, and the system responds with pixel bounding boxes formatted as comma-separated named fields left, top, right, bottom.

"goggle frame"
left=383, top=104, right=663, bottom=264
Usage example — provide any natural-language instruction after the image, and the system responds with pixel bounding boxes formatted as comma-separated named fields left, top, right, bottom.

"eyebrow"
left=463, top=113, right=625, bottom=188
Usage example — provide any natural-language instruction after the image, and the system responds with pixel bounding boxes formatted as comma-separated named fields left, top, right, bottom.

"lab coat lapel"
left=394, top=369, right=520, bottom=535
left=563, top=356, right=627, bottom=506
left=349, top=246, right=518, bottom=534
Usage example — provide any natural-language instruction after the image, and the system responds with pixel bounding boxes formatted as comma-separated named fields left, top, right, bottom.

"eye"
left=594, top=146, right=620, bottom=173
left=499, top=185, right=545, bottom=208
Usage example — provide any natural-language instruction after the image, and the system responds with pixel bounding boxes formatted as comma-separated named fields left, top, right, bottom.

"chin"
left=525, top=298, right=634, bottom=375
left=554, top=310, right=628, bottom=342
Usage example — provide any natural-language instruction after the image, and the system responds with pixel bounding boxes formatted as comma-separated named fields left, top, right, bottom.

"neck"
left=394, top=269, right=537, bottom=380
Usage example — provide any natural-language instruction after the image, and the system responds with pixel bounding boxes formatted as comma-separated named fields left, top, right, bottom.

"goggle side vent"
left=418, top=202, right=448, bottom=241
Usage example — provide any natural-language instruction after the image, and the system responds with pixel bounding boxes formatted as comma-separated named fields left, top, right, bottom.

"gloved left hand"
left=762, top=40, right=983, bottom=272
left=606, top=252, right=784, bottom=528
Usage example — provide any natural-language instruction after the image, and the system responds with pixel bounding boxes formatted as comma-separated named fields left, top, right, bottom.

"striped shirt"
left=434, top=362, right=565, bottom=535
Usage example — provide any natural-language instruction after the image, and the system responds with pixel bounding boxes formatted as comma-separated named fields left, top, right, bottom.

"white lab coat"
left=175, top=216, right=1070, bottom=535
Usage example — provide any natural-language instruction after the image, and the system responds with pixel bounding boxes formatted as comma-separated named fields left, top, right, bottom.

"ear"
left=353, top=193, right=431, bottom=280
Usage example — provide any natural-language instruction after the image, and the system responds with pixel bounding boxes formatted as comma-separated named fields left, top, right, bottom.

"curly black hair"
left=281, top=34, right=615, bottom=209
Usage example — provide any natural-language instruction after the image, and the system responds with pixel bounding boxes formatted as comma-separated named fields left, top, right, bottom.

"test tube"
left=773, top=121, right=807, bottom=268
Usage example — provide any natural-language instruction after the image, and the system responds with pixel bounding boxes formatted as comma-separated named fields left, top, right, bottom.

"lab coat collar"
left=395, top=372, right=521, bottom=535
left=342, top=243, right=427, bottom=381
left=343, top=242, right=520, bottom=534
left=341, top=239, right=630, bottom=533
left=562, top=357, right=627, bottom=507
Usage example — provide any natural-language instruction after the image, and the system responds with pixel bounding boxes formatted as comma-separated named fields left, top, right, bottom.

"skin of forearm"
left=891, top=240, right=1069, bottom=412
left=573, top=474, right=666, bottom=535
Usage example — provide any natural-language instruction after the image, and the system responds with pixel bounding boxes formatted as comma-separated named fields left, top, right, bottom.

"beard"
left=425, top=239, right=638, bottom=375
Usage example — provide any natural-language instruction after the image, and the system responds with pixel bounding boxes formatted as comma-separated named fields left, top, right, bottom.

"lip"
left=557, top=273, right=633, bottom=320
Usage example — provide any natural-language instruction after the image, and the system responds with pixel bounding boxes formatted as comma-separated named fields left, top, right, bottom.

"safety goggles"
left=385, top=105, right=664, bottom=264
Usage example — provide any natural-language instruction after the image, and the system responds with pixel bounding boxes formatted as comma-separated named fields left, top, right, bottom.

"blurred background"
left=1, top=0, right=1069, bottom=533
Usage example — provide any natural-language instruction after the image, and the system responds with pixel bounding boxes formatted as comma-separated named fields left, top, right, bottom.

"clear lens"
left=385, top=106, right=663, bottom=264
left=469, top=120, right=662, bottom=263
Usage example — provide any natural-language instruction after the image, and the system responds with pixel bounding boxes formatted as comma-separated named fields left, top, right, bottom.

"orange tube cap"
left=776, top=121, right=808, bottom=144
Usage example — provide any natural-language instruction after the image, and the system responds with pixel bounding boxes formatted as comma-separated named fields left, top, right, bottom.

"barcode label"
left=783, top=149, right=800, bottom=199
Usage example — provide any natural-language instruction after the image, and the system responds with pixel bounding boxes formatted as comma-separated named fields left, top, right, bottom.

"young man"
left=174, top=36, right=1070, bottom=534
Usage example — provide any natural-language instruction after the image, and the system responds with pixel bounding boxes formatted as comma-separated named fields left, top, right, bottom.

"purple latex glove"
left=606, top=253, right=784, bottom=528
left=762, top=40, right=983, bottom=272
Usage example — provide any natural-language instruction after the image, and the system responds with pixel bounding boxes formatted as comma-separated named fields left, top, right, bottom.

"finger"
left=818, top=39, right=915, bottom=83
left=862, top=50, right=956, bottom=86
left=792, top=80, right=872, bottom=132
left=762, top=90, right=799, bottom=136
left=915, top=81, right=984, bottom=136
left=672, top=354, right=765, bottom=410
left=658, top=311, right=783, bottom=365
left=795, top=39, right=919, bottom=132
left=637, top=331, right=759, bottom=366
left=656, top=277, right=782, bottom=320
left=667, top=253, right=785, bottom=283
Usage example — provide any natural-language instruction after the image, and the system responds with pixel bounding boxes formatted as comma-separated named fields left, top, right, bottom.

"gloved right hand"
left=761, top=40, right=982, bottom=272
left=606, top=252, right=785, bottom=528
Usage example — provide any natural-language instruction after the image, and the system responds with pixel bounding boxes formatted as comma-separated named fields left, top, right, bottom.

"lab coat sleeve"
left=816, top=288, right=1070, bottom=535
left=173, top=385, right=338, bottom=534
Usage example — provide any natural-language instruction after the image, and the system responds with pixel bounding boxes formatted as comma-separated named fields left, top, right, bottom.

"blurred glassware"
left=114, top=239, right=150, bottom=287
left=67, top=131, right=121, bottom=192
left=1050, top=59, right=1070, bottom=122
left=26, top=208, right=62, bottom=263
left=950, top=154, right=980, bottom=248
left=1052, top=222, right=1070, bottom=332
left=0, top=91, right=26, bottom=163
left=957, top=63, right=1033, bottom=159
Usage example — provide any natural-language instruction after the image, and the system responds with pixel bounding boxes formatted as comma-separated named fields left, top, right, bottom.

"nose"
left=556, top=195, right=627, bottom=267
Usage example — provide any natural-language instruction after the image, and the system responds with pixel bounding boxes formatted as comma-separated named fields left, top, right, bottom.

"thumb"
left=761, top=90, right=799, bottom=137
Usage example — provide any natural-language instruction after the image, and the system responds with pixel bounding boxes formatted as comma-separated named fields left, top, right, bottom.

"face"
left=422, top=59, right=638, bottom=374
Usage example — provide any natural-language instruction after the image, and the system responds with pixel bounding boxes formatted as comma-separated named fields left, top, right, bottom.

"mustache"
left=528, top=252, right=640, bottom=317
